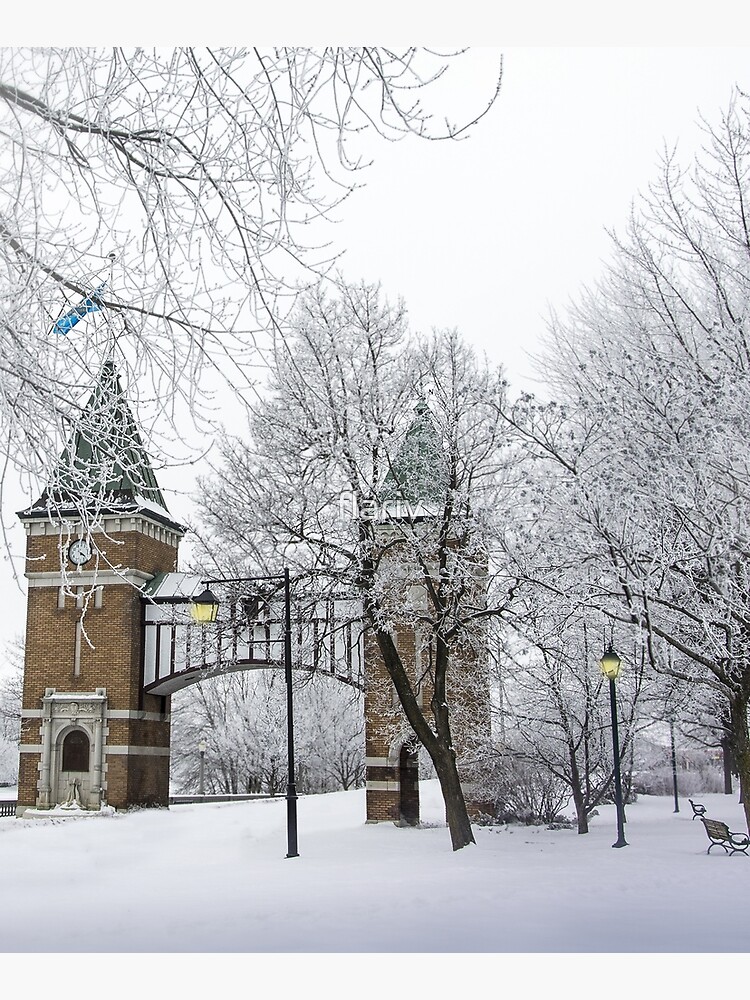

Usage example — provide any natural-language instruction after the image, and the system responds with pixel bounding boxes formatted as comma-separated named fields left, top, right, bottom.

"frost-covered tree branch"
left=495, top=89, right=750, bottom=833
left=191, top=277, right=514, bottom=849
left=0, top=47, right=501, bottom=496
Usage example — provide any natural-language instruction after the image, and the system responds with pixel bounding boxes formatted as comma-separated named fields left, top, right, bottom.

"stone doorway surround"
left=37, top=688, right=108, bottom=810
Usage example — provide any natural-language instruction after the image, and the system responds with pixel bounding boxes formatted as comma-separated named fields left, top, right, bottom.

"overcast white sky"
left=3, top=38, right=750, bottom=665
left=333, top=46, right=750, bottom=390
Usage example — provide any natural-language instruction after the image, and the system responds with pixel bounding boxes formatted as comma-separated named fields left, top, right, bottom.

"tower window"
left=61, top=729, right=90, bottom=772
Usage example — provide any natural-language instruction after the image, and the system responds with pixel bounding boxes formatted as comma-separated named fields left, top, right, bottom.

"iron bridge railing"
left=142, top=584, right=366, bottom=696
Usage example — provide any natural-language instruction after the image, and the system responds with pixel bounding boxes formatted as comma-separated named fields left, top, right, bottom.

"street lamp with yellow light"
left=599, top=644, right=622, bottom=680
left=190, top=587, right=220, bottom=624
left=188, top=572, right=299, bottom=859
left=599, top=642, right=628, bottom=848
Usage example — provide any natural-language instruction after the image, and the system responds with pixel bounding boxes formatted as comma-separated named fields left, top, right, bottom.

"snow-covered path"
left=0, top=783, right=747, bottom=956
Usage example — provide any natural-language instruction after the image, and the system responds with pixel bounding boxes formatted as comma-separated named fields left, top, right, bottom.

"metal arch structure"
left=141, top=573, right=366, bottom=697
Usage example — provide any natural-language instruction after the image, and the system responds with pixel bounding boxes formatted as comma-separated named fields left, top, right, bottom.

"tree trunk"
left=432, top=746, right=476, bottom=850
left=729, top=693, right=750, bottom=835
left=571, top=775, right=588, bottom=833
left=371, top=617, right=476, bottom=851
left=568, top=744, right=588, bottom=833
left=572, top=784, right=589, bottom=834
left=721, top=735, right=734, bottom=794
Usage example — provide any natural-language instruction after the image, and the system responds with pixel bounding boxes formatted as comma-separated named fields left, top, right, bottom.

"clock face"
left=68, top=539, right=92, bottom=566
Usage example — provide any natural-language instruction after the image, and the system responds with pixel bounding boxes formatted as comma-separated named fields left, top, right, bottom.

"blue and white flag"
left=52, top=283, right=106, bottom=336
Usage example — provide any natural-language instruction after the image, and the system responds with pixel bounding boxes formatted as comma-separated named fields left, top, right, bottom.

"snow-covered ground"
left=0, top=782, right=746, bottom=991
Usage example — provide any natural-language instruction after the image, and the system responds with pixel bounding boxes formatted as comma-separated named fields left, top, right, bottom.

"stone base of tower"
left=16, top=688, right=171, bottom=815
left=104, top=713, right=171, bottom=810
left=366, top=759, right=399, bottom=822
left=365, top=749, right=420, bottom=825
left=16, top=753, right=42, bottom=815
left=17, top=750, right=170, bottom=815
left=105, top=753, right=170, bottom=810
left=365, top=759, right=490, bottom=828
left=17, top=759, right=169, bottom=816
left=365, top=788, right=400, bottom=823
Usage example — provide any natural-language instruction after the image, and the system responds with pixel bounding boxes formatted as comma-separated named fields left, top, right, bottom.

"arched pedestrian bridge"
left=141, top=573, right=365, bottom=696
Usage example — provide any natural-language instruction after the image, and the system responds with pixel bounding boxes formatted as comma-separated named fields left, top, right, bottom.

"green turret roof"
left=22, top=359, right=181, bottom=530
left=382, top=400, right=449, bottom=506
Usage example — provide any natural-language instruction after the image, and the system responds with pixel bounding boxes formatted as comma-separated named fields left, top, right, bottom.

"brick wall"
left=19, top=517, right=180, bottom=810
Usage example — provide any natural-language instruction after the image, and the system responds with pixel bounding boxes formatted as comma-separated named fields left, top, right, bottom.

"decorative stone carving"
left=37, top=688, right=108, bottom=810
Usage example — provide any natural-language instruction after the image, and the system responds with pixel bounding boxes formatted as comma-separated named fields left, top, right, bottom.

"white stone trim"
left=106, top=710, right=170, bottom=722
left=365, top=756, right=391, bottom=766
left=26, top=568, right=154, bottom=589
left=23, top=513, right=183, bottom=547
left=366, top=780, right=400, bottom=791
left=43, top=689, right=107, bottom=701
left=19, top=744, right=43, bottom=753
left=23, top=707, right=168, bottom=722
left=104, top=745, right=170, bottom=757
left=74, top=620, right=82, bottom=676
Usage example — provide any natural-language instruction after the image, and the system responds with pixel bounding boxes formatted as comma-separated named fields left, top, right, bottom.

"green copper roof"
left=34, top=359, right=171, bottom=515
left=383, top=400, right=449, bottom=505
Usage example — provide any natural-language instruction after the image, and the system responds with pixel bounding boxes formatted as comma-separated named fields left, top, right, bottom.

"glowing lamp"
left=191, top=587, right=220, bottom=624
left=599, top=644, right=622, bottom=680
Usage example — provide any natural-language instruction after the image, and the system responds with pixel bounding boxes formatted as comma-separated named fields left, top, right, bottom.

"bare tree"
left=295, top=681, right=365, bottom=792
left=192, top=278, right=512, bottom=850
left=0, top=47, right=501, bottom=502
left=495, top=90, right=750, bottom=833
left=170, top=670, right=364, bottom=796
left=491, top=480, right=651, bottom=833
left=0, top=640, right=23, bottom=785
left=170, top=670, right=288, bottom=795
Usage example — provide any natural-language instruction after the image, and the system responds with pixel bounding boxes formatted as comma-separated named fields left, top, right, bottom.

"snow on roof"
left=382, top=399, right=448, bottom=506
left=141, top=572, right=203, bottom=601
left=25, top=360, right=185, bottom=533
left=131, top=492, right=187, bottom=533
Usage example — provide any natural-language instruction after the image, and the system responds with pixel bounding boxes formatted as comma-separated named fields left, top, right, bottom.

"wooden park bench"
left=700, top=817, right=750, bottom=855
left=689, top=799, right=706, bottom=820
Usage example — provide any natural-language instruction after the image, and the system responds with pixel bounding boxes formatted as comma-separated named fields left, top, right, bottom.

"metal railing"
left=142, top=587, right=365, bottom=697
left=169, top=794, right=276, bottom=805
left=0, top=801, right=17, bottom=817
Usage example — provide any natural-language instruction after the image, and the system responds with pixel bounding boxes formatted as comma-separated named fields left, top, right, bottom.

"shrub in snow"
left=633, top=764, right=724, bottom=797
left=473, top=756, right=570, bottom=826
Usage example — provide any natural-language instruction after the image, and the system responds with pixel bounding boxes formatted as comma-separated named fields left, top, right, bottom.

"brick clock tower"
left=16, top=361, right=185, bottom=815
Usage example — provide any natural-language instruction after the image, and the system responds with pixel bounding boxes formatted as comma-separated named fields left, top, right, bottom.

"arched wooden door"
left=55, top=728, right=92, bottom=807
left=398, top=744, right=420, bottom=826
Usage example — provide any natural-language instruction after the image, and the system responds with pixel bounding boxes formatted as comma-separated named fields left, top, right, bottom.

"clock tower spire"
left=16, top=361, right=185, bottom=814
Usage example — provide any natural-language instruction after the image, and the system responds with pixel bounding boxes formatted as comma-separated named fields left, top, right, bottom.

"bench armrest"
left=729, top=832, right=749, bottom=846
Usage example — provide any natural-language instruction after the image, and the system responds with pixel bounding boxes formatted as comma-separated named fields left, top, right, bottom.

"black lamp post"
left=198, top=739, right=206, bottom=796
left=191, top=569, right=299, bottom=859
left=599, top=643, right=628, bottom=848
left=281, top=567, right=299, bottom=859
